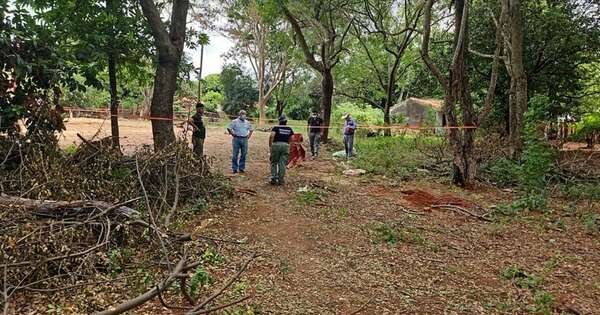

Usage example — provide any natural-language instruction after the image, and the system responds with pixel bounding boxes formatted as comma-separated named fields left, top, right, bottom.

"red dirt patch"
left=401, top=189, right=474, bottom=208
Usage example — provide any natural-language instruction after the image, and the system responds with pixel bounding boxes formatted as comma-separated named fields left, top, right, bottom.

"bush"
left=352, top=135, right=423, bottom=178
left=202, top=90, right=222, bottom=112
left=562, top=183, right=600, bottom=203
left=570, top=111, right=600, bottom=147
left=332, top=101, right=384, bottom=127
left=482, top=158, right=521, bottom=187
left=490, top=114, right=557, bottom=213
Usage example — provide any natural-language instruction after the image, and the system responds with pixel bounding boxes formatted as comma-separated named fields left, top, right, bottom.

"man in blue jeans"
left=227, top=110, right=253, bottom=173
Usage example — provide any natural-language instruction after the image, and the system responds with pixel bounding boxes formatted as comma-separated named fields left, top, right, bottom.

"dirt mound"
left=401, top=189, right=473, bottom=208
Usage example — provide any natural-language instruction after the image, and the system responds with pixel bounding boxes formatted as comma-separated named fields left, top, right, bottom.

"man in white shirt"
left=227, top=110, right=254, bottom=173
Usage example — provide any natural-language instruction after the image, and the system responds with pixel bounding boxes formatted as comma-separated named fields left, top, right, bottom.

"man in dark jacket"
left=188, top=103, right=206, bottom=157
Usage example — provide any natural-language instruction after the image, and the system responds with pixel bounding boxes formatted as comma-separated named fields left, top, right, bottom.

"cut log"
left=0, top=194, right=140, bottom=218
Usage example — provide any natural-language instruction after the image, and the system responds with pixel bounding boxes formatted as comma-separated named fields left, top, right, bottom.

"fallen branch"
left=430, top=204, right=492, bottom=222
left=95, top=258, right=187, bottom=315
left=0, top=194, right=139, bottom=219
left=235, top=187, right=258, bottom=196
left=186, top=254, right=258, bottom=314
left=192, top=295, right=252, bottom=315
left=1, top=241, right=109, bottom=269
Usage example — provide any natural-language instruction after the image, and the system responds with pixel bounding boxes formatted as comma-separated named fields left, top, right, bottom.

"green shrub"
left=332, top=101, right=384, bottom=127
left=295, top=190, right=319, bottom=205
left=500, top=266, right=543, bottom=289
left=532, top=290, right=555, bottom=315
left=372, top=223, right=398, bottom=244
left=110, top=166, right=132, bottom=181
left=562, top=183, right=600, bottom=203
left=504, top=118, right=556, bottom=213
left=483, top=158, right=521, bottom=187
left=582, top=212, right=598, bottom=235
left=570, top=111, right=600, bottom=147
left=188, top=266, right=212, bottom=298
left=352, top=135, right=424, bottom=178
left=371, top=223, right=425, bottom=245
left=201, top=246, right=223, bottom=265
left=63, top=144, right=77, bottom=155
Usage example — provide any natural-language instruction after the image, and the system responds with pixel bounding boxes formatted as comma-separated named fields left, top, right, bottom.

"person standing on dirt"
left=307, top=110, right=323, bottom=159
left=269, top=115, right=293, bottom=185
left=227, top=110, right=253, bottom=174
left=342, top=113, right=357, bottom=159
left=188, top=103, right=206, bottom=157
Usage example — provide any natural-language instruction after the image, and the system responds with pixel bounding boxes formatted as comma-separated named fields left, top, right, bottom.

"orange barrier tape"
left=64, top=107, right=478, bottom=130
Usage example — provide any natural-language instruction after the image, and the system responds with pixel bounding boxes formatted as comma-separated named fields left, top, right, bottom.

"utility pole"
left=196, top=44, right=203, bottom=101
left=196, top=33, right=209, bottom=102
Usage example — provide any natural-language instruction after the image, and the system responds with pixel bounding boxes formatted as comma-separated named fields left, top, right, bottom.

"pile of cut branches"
left=0, top=136, right=232, bottom=205
left=0, top=195, right=143, bottom=294
left=0, top=137, right=247, bottom=314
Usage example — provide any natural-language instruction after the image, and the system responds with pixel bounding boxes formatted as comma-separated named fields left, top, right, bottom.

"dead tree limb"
left=192, top=295, right=252, bottom=315
left=431, top=204, right=492, bottom=222
left=95, top=258, right=187, bottom=315
left=0, top=194, right=139, bottom=218
left=186, top=254, right=258, bottom=314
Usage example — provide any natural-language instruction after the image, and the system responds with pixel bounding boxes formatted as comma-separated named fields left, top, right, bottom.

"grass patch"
left=581, top=212, right=599, bottom=234
left=371, top=223, right=425, bottom=245
left=351, top=135, right=441, bottom=178
left=500, top=266, right=544, bottom=289
left=295, top=190, right=320, bottom=205
left=188, top=266, right=212, bottom=299
left=372, top=223, right=398, bottom=244
left=481, top=158, right=521, bottom=188
left=201, top=246, right=224, bottom=265
left=531, top=290, right=555, bottom=315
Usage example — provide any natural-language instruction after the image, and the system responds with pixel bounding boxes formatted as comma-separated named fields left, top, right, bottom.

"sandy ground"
left=58, top=118, right=600, bottom=314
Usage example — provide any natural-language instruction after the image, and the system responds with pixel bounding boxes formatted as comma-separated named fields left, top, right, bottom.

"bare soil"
left=58, top=118, right=600, bottom=314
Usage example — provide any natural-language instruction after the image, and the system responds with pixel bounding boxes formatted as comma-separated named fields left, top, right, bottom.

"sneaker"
left=232, top=170, right=238, bottom=174
left=269, top=179, right=278, bottom=185
left=239, top=170, right=245, bottom=173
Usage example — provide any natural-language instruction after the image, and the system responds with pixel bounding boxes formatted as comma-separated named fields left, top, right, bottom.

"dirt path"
left=61, top=118, right=600, bottom=314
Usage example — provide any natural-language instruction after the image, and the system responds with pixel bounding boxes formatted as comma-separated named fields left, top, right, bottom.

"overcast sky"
left=186, top=30, right=234, bottom=78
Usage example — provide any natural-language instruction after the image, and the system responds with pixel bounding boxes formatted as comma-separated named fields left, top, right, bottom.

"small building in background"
left=390, top=98, right=445, bottom=133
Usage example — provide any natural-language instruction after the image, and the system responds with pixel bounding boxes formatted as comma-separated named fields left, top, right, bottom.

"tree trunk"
left=383, top=101, right=392, bottom=137
left=140, top=0, right=189, bottom=151
left=448, top=0, right=476, bottom=187
left=505, top=0, right=527, bottom=160
left=150, top=57, right=179, bottom=149
left=320, top=68, right=334, bottom=142
left=257, top=98, right=267, bottom=127
left=108, top=52, right=120, bottom=151
left=107, top=0, right=120, bottom=152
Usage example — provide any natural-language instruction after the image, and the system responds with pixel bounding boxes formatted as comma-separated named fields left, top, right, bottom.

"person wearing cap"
left=342, top=113, right=357, bottom=158
left=227, top=110, right=253, bottom=173
left=269, top=115, right=294, bottom=185
left=307, top=110, right=323, bottom=159
left=188, top=102, right=206, bottom=157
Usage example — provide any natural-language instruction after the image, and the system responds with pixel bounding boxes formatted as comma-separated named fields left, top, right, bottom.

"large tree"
left=421, top=0, right=501, bottom=186
left=470, top=0, right=600, bottom=140
left=338, top=0, right=423, bottom=136
left=18, top=0, right=153, bottom=151
left=281, top=0, right=354, bottom=141
left=224, top=0, right=292, bottom=128
left=139, top=0, right=190, bottom=150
